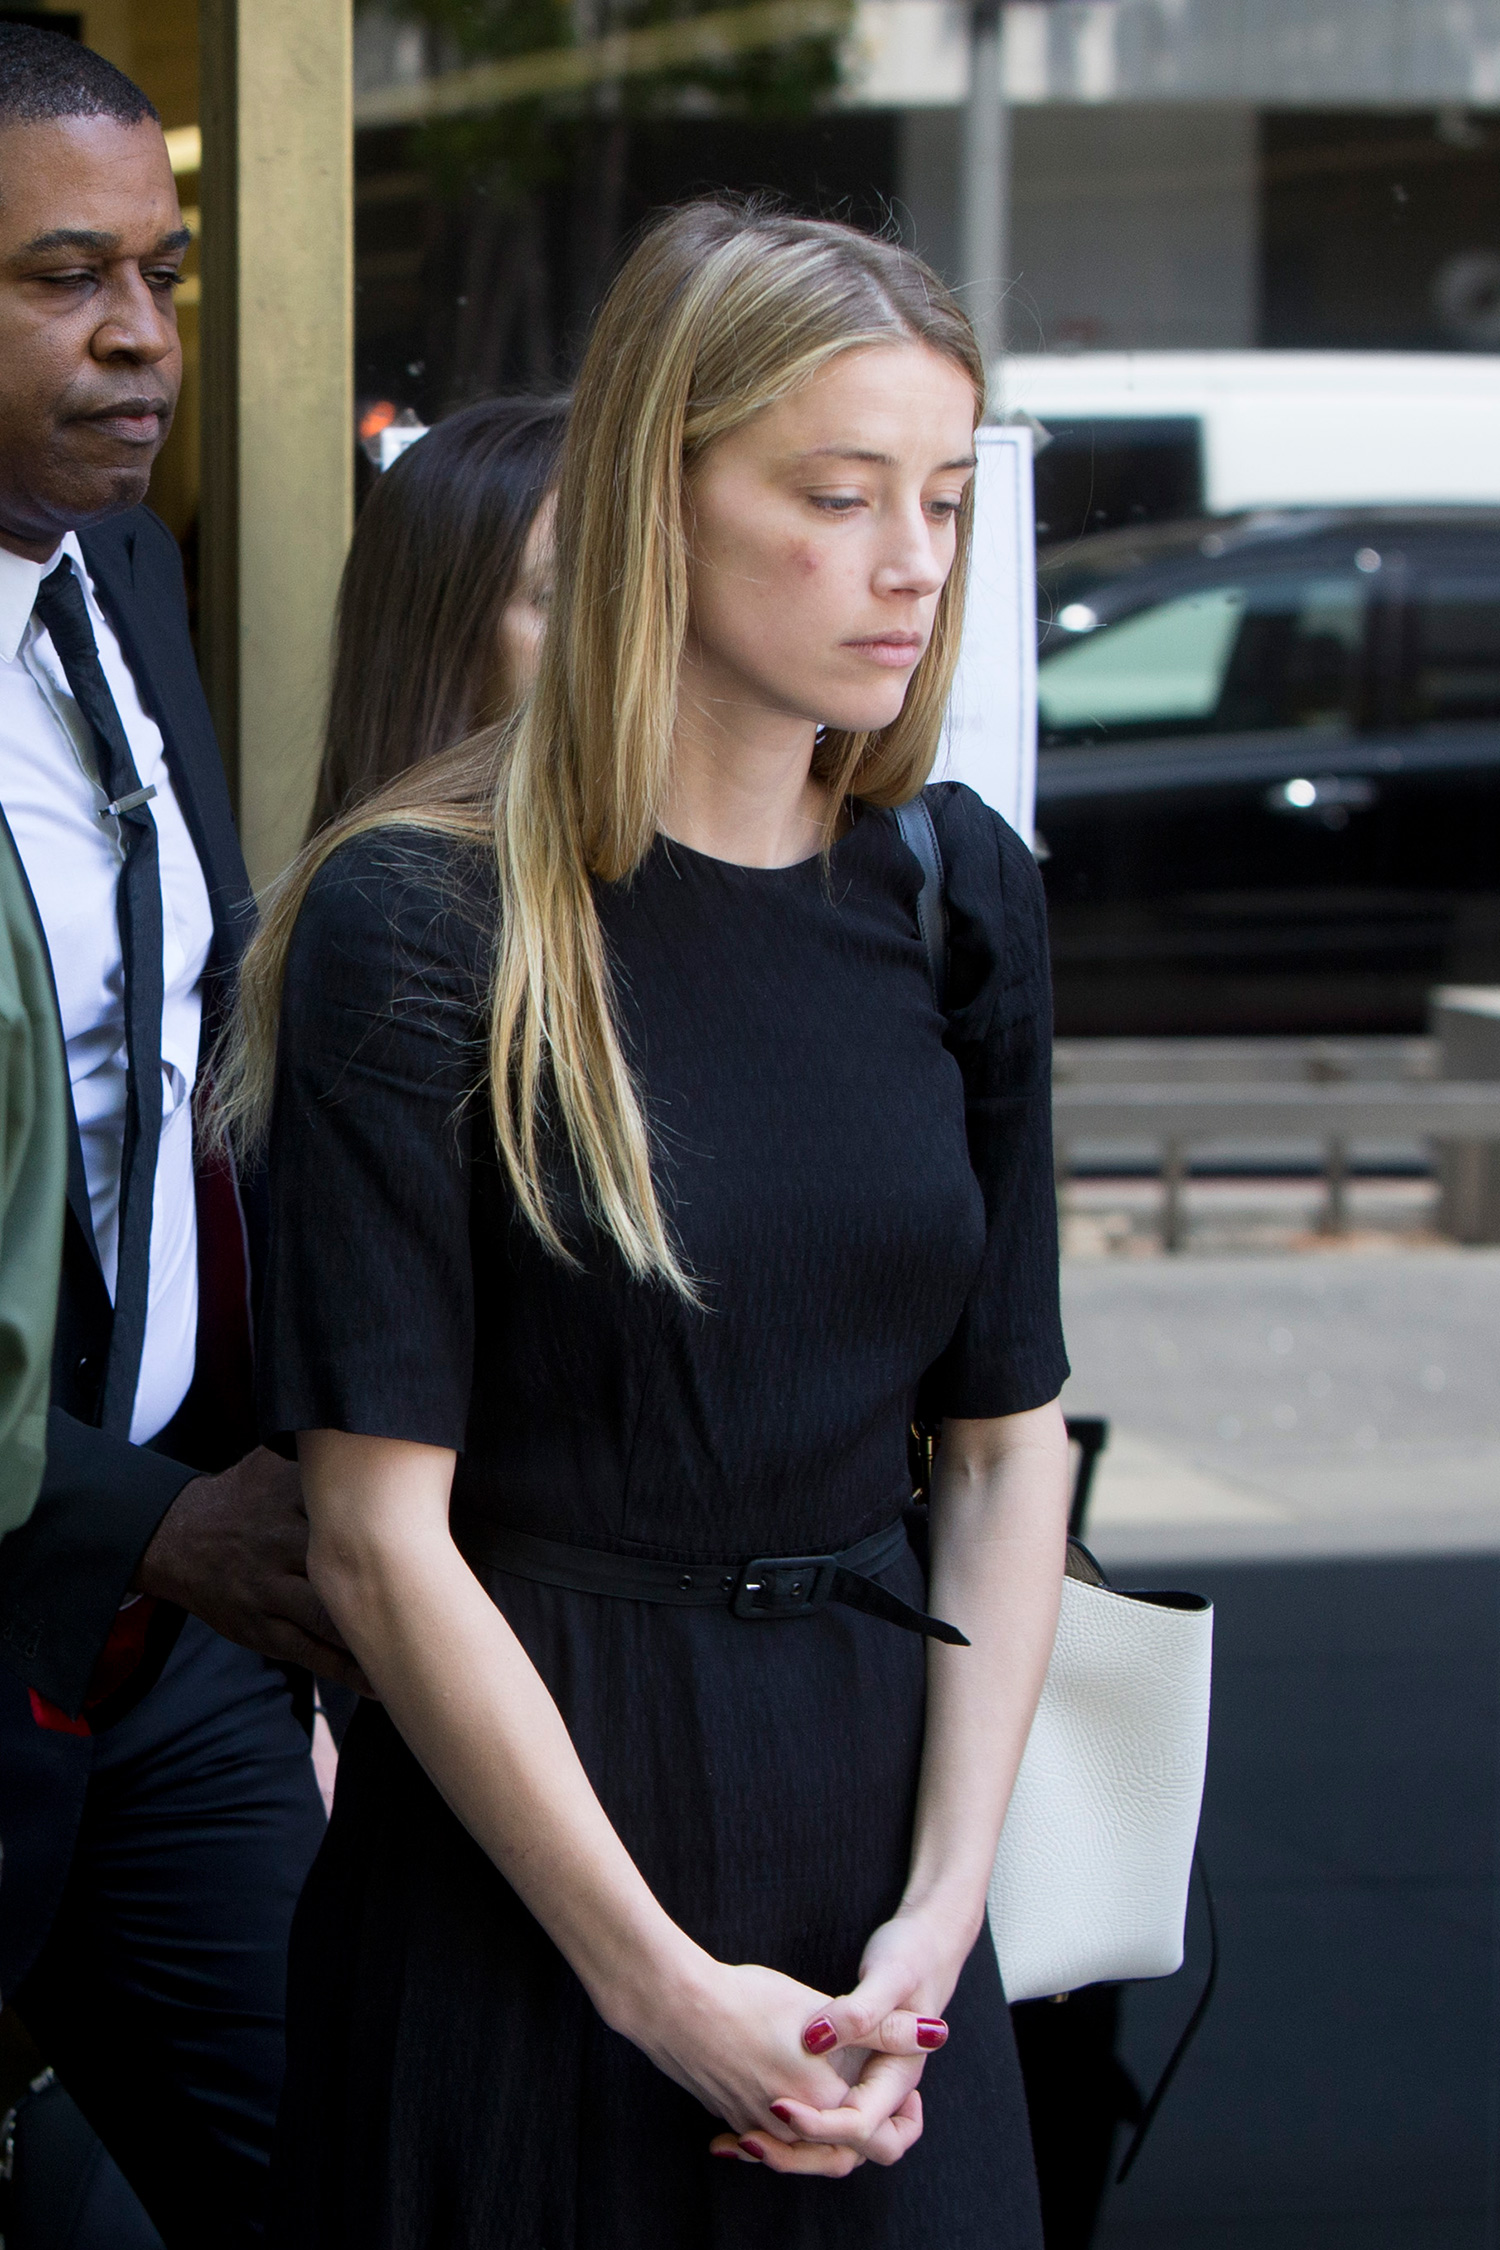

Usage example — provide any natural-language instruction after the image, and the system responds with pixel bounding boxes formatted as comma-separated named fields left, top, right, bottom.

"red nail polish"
left=770, top=2102, right=794, bottom=2124
left=739, top=2139, right=764, bottom=2161
left=803, top=2017, right=837, bottom=2054
left=711, top=2145, right=739, bottom=2159
left=916, top=2018, right=948, bottom=2050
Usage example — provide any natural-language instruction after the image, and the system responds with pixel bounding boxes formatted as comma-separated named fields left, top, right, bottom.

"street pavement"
left=1061, top=1247, right=1500, bottom=1568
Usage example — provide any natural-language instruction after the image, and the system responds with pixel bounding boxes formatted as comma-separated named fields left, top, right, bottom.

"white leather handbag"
left=886, top=798, right=1216, bottom=2019
left=987, top=1541, right=1213, bottom=2006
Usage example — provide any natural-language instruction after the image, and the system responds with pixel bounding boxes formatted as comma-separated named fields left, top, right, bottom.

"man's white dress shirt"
left=0, top=532, right=214, bottom=1444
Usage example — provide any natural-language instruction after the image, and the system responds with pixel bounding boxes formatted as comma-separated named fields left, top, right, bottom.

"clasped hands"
left=638, top=1911, right=965, bottom=2180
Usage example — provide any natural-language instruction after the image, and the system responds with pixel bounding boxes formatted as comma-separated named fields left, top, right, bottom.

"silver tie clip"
left=99, top=784, right=157, bottom=819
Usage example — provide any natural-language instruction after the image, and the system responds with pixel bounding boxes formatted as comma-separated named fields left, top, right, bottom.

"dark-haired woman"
left=235, top=204, right=1069, bottom=2248
left=311, top=395, right=566, bottom=833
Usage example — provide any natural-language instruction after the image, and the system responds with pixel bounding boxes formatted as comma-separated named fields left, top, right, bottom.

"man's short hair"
left=0, top=24, right=158, bottom=132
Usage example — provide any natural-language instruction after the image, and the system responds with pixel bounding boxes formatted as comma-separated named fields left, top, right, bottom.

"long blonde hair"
left=218, top=201, right=985, bottom=1295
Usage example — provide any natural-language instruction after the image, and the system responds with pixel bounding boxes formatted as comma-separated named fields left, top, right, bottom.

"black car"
left=1035, top=508, right=1500, bottom=1034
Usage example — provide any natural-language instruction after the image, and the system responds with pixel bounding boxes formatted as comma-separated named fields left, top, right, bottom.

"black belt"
left=466, top=1520, right=969, bottom=1645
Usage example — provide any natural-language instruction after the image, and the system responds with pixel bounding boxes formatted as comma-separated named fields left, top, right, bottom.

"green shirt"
left=0, top=823, right=65, bottom=1534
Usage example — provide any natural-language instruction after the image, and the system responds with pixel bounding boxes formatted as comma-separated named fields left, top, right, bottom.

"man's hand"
left=133, top=1448, right=370, bottom=1693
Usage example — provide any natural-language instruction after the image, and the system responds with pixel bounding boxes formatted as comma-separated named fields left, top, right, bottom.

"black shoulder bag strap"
left=888, top=791, right=1217, bottom=2187
left=892, top=796, right=948, bottom=1012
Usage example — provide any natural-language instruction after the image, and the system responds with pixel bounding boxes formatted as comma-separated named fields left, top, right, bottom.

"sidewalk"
left=1061, top=1247, right=1500, bottom=1569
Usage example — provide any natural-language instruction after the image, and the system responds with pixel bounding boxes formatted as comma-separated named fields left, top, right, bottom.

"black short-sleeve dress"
left=262, top=781, right=1068, bottom=2250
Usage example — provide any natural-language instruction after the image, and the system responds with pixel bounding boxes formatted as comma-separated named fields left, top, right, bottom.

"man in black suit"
left=0, top=28, right=362, bottom=2245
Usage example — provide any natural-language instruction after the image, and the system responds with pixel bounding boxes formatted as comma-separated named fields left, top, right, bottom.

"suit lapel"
left=78, top=514, right=269, bottom=1306
left=79, top=516, right=254, bottom=1003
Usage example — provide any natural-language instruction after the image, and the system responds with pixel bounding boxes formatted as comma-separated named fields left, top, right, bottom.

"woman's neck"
left=661, top=682, right=833, bottom=870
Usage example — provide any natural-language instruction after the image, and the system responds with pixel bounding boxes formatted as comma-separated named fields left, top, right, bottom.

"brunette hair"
left=310, top=395, right=568, bottom=832
left=220, top=201, right=983, bottom=1297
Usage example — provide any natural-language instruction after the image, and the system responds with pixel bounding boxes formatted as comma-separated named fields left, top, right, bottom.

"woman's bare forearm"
left=899, top=1401, right=1070, bottom=1962
left=298, top=1430, right=704, bottom=2029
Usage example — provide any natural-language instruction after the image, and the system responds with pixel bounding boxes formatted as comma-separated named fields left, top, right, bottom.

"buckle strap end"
left=831, top=1566, right=970, bottom=1646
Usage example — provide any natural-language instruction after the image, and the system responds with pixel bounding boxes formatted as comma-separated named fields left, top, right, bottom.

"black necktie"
left=34, top=555, right=164, bottom=1437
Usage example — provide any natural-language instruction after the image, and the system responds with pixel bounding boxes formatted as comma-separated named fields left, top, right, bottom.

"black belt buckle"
left=732, top=1554, right=839, bottom=1620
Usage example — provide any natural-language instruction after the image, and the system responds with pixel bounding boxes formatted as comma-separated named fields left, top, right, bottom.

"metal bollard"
left=1161, top=1138, right=1187, bottom=1253
left=1320, top=1135, right=1348, bottom=1235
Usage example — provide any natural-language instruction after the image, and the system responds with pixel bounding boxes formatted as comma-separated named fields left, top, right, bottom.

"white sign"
left=934, top=423, right=1037, bottom=847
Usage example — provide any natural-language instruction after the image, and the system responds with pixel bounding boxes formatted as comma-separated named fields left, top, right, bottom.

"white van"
left=997, top=351, right=1500, bottom=520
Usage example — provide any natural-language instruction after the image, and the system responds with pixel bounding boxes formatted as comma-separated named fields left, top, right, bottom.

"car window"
left=1404, top=576, right=1500, bottom=722
left=1038, top=573, right=1365, bottom=747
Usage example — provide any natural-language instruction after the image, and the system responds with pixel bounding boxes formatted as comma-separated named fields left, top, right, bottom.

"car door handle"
left=1265, top=774, right=1378, bottom=815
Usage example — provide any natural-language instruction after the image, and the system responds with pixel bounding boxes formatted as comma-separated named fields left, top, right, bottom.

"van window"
left=1038, top=574, right=1365, bottom=747
left=1032, top=417, right=1204, bottom=545
left=1405, top=577, right=1500, bottom=723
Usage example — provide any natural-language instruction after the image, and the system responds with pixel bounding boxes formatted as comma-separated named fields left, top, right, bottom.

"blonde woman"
left=236, top=202, right=1070, bottom=2246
